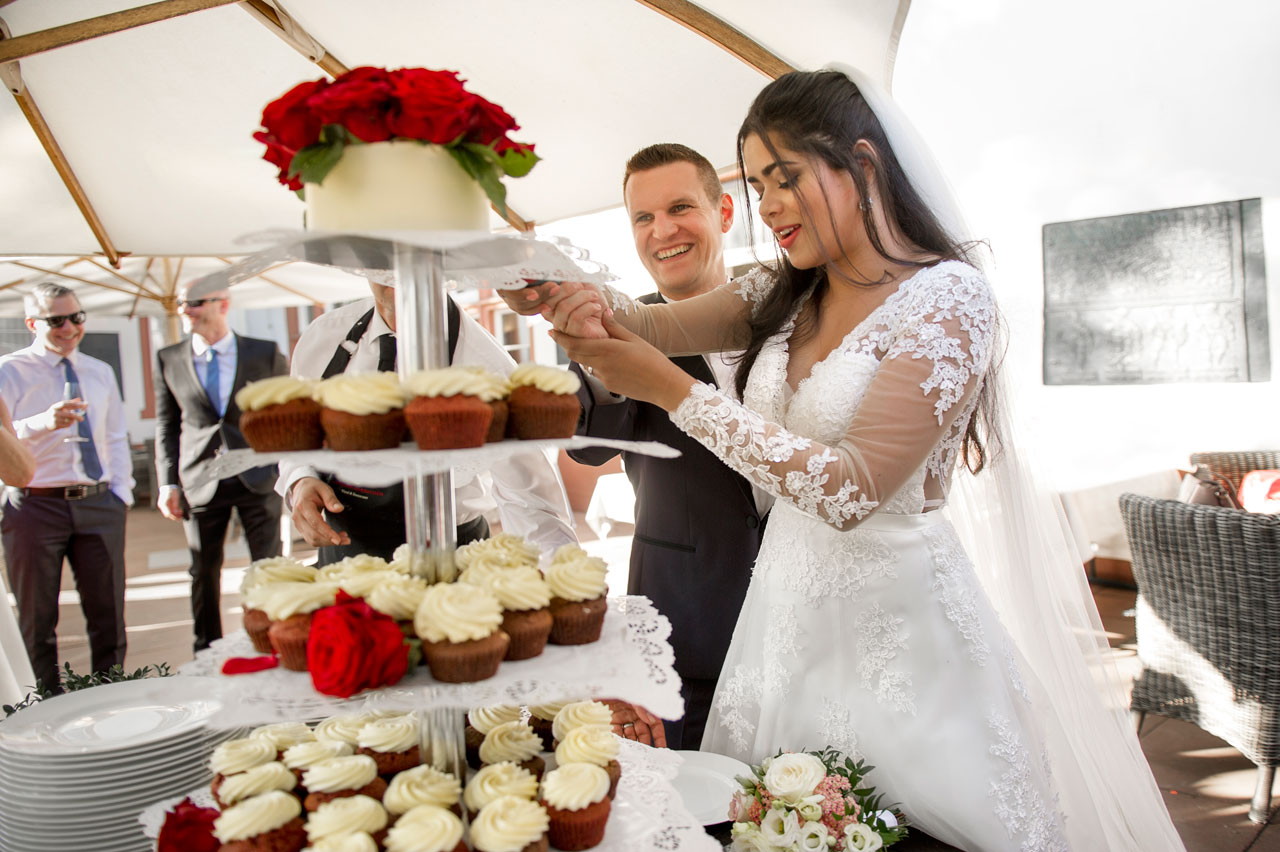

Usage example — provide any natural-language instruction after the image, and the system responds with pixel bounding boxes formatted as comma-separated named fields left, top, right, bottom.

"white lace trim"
left=987, top=712, right=1068, bottom=852
left=732, top=266, right=777, bottom=309
left=924, top=523, right=990, bottom=665
left=856, top=604, right=916, bottom=715
left=817, top=696, right=861, bottom=761
left=713, top=664, right=764, bottom=753
left=761, top=604, right=802, bottom=697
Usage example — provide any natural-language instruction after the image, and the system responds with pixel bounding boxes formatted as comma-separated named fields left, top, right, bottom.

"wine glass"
left=62, top=381, right=88, bottom=442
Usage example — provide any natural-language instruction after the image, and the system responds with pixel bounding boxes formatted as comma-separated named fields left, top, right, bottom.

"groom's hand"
left=603, top=698, right=668, bottom=748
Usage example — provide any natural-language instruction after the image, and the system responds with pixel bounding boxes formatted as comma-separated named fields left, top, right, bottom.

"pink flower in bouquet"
left=728, top=790, right=749, bottom=822
left=308, top=66, right=395, bottom=142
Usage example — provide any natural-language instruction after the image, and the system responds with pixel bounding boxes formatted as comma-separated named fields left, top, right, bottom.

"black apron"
left=316, top=299, right=489, bottom=565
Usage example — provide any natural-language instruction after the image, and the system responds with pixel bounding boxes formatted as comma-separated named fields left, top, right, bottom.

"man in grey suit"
left=154, top=284, right=287, bottom=651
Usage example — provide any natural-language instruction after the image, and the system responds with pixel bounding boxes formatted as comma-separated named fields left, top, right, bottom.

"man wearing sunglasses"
left=0, top=282, right=134, bottom=694
left=154, top=283, right=287, bottom=652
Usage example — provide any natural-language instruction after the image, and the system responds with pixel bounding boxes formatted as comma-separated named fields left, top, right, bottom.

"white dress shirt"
left=0, top=343, right=135, bottom=504
left=190, top=331, right=238, bottom=416
left=280, top=299, right=577, bottom=554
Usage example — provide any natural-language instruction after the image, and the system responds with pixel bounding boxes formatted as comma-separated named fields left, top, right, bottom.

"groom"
left=506, top=144, right=770, bottom=749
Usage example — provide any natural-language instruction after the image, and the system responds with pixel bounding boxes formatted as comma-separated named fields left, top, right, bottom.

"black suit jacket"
left=154, top=334, right=287, bottom=507
left=568, top=293, right=763, bottom=681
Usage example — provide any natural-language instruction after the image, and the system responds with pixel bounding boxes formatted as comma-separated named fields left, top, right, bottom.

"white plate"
left=0, top=678, right=225, bottom=755
left=671, top=750, right=751, bottom=825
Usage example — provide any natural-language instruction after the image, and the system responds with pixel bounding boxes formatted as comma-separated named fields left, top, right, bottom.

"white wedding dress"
left=606, top=260, right=1104, bottom=850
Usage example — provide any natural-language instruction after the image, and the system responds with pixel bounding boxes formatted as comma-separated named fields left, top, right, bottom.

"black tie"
left=377, top=333, right=397, bottom=373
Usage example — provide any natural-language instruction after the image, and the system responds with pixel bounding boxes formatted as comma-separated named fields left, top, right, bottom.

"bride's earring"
left=859, top=196, right=874, bottom=213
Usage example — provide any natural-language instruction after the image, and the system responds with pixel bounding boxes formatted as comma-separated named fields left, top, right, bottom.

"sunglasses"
left=178, top=297, right=227, bottom=309
left=30, top=311, right=87, bottom=328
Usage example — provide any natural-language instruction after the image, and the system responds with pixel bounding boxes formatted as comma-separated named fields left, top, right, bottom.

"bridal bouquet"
left=728, top=748, right=907, bottom=851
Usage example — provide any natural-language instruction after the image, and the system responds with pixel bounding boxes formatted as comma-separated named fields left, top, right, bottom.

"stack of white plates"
left=0, top=677, right=242, bottom=852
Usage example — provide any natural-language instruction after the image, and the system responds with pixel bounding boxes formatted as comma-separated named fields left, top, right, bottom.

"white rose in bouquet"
left=763, top=752, right=828, bottom=804
left=842, top=822, right=884, bottom=852
left=797, top=794, right=824, bottom=822
left=731, top=822, right=776, bottom=852
left=761, top=805, right=802, bottom=849
left=797, top=820, right=831, bottom=852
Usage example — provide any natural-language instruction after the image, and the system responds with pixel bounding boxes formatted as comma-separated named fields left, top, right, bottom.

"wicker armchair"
left=1189, top=450, right=1280, bottom=493
left=1120, top=493, right=1280, bottom=823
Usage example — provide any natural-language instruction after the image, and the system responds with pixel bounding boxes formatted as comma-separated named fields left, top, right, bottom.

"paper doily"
left=179, top=597, right=682, bottom=727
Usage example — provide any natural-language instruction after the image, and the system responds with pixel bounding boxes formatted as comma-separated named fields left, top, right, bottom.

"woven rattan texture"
left=1189, top=450, right=1280, bottom=493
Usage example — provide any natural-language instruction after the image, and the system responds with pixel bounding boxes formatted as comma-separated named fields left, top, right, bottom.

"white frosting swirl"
left=217, top=761, right=297, bottom=804
left=302, top=754, right=378, bottom=794
left=314, top=714, right=377, bottom=746
left=456, top=533, right=540, bottom=571
left=459, top=366, right=512, bottom=403
left=244, top=580, right=338, bottom=620
left=211, top=737, right=277, bottom=775
left=478, top=720, right=543, bottom=764
left=544, top=553, right=607, bottom=602
left=241, top=557, right=315, bottom=593
left=507, top=364, right=581, bottom=395
left=235, top=375, right=318, bottom=410
left=313, top=372, right=407, bottom=415
left=554, top=725, right=620, bottom=766
left=304, top=833, right=378, bottom=852
left=527, top=700, right=572, bottom=722
left=252, top=722, right=316, bottom=751
left=469, top=796, right=549, bottom=852
left=540, top=763, right=610, bottom=811
left=385, top=805, right=464, bottom=852
left=213, top=790, right=301, bottom=843
left=403, top=367, right=492, bottom=399
left=337, top=569, right=405, bottom=600
left=357, top=715, right=419, bottom=753
left=463, top=762, right=539, bottom=810
left=467, top=705, right=523, bottom=735
left=366, top=575, right=428, bottom=621
left=319, top=553, right=391, bottom=581
left=552, top=701, right=613, bottom=742
left=284, top=739, right=353, bottom=770
left=480, top=565, right=551, bottom=611
left=414, top=582, right=502, bottom=643
left=384, top=766, right=462, bottom=814
left=306, top=794, right=387, bottom=841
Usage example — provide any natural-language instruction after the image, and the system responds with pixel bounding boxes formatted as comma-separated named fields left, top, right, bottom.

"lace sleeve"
left=602, top=267, right=776, bottom=356
left=670, top=264, right=996, bottom=530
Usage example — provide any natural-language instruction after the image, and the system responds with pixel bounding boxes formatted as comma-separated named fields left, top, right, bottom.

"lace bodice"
left=606, top=261, right=995, bottom=529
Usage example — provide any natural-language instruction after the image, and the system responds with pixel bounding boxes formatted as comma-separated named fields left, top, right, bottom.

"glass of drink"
left=62, top=381, right=88, bottom=442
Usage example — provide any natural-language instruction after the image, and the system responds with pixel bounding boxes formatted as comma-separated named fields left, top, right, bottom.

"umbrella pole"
left=162, top=298, right=182, bottom=344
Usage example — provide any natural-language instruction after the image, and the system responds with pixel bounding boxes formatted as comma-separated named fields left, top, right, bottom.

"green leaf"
left=498, top=146, right=540, bottom=178
left=290, top=124, right=350, bottom=187
left=448, top=146, right=507, bottom=215
left=461, top=142, right=503, bottom=169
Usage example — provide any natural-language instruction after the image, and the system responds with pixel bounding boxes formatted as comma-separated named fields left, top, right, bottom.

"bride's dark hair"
left=733, top=69, right=1001, bottom=473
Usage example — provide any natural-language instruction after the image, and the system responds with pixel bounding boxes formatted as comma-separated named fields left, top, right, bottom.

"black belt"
left=20, top=482, right=109, bottom=500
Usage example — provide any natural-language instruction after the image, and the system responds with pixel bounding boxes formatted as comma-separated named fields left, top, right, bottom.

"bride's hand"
left=539, top=281, right=610, bottom=340
left=552, top=314, right=695, bottom=411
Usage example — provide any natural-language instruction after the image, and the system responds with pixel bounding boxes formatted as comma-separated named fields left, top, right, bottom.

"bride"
left=524, top=67, right=1184, bottom=850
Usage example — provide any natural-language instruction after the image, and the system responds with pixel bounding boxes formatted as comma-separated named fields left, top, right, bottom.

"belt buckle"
left=65, top=484, right=90, bottom=500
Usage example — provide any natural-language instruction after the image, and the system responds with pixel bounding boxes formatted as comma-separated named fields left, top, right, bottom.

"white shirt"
left=191, top=332, right=238, bottom=416
left=0, top=343, right=135, bottom=504
left=279, top=299, right=576, bottom=554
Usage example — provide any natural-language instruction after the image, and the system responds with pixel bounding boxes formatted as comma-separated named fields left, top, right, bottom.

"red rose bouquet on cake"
left=728, top=748, right=907, bottom=851
left=254, top=66, right=538, bottom=213
left=307, top=592, right=418, bottom=697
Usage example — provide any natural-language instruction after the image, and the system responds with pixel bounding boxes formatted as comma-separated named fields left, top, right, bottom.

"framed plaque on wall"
left=1042, top=198, right=1269, bottom=385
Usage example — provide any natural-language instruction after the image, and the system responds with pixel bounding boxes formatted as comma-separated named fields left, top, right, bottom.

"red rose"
left=307, top=66, right=395, bottom=143
left=494, top=137, right=533, bottom=155
left=259, top=77, right=328, bottom=152
left=308, top=598, right=410, bottom=698
left=253, top=132, right=303, bottom=190
left=157, top=797, right=219, bottom=852
left=387, top=68, right=475, bottom=144
left=468, top=96, right=519, bottom=145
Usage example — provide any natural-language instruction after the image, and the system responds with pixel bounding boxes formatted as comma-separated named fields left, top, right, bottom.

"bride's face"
left=742, top=133, right=863, bottom=272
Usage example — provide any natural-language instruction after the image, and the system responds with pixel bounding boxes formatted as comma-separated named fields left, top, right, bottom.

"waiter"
left=280, top=280, right=576, bottom=565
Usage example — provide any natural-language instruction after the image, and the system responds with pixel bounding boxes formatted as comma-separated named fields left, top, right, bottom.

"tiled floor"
left=17, top=508, right=1280, bottom=850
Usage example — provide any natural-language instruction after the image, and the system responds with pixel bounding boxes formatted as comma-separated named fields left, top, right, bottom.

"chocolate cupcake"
left=212, top=790, right=306, bottom=852
left=282, top=739, right=353, bottom=789
left=505, top=365, right=581, bottom=439
left=545, top=546, right=609, bottom=646
left=455, top=533, right=541, bottom=574
left=540, top=764, right=612, bottom=850
left=467, top=566, right=553, bottom=661
left=384, top=804, right=467, bottom=852
left=214, top=762, right=297, bottom=808
left=304, top=794, right=387, bottom=847
left=247, top=580, right=338, bottom=671
left=553, top=724, right=623, bottom=800
left=526, top=702, right=570, bottom=753
left=301, top=755, right=387, bottom=811
left=478, top=720, right=546, bottom=781
left=414, top=582, right=509, bottom=683
left=470, top=795, right=550, bottom=852
left=313, top=372, right=407, bottom=451
left=383, top=766, right=463, bottom=819
left=461, top=367, right=512, bottom=443
left=239, top=557, right=316, bottom=653
left=402, top=367, right=494, bottom=449
left=463, top=762, right=540, bottom=820
left=551, top=701, right=613, bottom=745
left=465, top=705, right=524, bottom=769
left=234, top=375, right=323, bottom=451
left=210, top=737, right=277, bottom=800
left=355, top=714, right=421, bottom=777
left=251, top=722, right=316, bottom=758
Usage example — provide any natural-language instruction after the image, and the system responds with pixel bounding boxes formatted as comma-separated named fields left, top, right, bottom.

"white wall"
left=894, top=0, right=1280, bottom=490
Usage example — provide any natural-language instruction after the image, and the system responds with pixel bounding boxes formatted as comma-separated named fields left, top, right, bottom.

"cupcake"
left=249, top=581, right=339, bottom=671
left=505, top=365, right=581, bottom=439
left=235, top=375, right=323, bottom=451
left=314, top=714, right=379, bottom=748
left=455, top=533, right=541, bottom=573
left=466, top=705, right=524, bottom=769
left=383, top=766, right=463, bottom=819
left=463, top=762, right=540, bottom=819
left=355, top=714, right=421, bottom=777
left=284, top=739, right=353, bottom=788
left=210, top=737, right=277, bottom=798
left=212, top=790, right=306, bottom=852
left=469, top=795, right=550, bottom=852
left=317, top=553, right=391, bottom=582
left=551, top=701, right=613, bottom=744
left=304, top=832, right=378, bottom=852
left=539, top=764, right=612, bottom=850
left=252, top=722, right=316, bottom=757
left=553, top=725, right=622, bottom=800
left=545, top=546, right=608, bottom=645
left=526, top=701, right=570, bottom=752
left=240, top=557, right=316, bottom=653
left=384, top=804, right=467, bottom=852
left=478, top=720, right=546, bottom=781
left=366, top=574, right=429, bottom=631
left=313, top=372, right=407, bottom=451
left=463, top=367, right=512, bottom=443
left=305, top=795, right=388, bottom=847
left=476, top=566, right=553, bottom=661
left=402, top=368, right=494, bottom=449
left=301, top=755, right=387, bottom=811
left=215, top=762, right=298, bottom=807
left=414, top=582, right=509, bottom=683
left=336, top=568, right=407, bottom=601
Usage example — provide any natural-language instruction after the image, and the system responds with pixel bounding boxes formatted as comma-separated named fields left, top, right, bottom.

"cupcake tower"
left=192, top=704, right=623, bottom=852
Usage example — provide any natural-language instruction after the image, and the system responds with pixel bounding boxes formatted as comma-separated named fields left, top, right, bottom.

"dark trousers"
left=185, top=478, right=282, bottom=651
left=664, top=675, right=719, bottom=750
left=1, top=488, right=127, bottom=693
